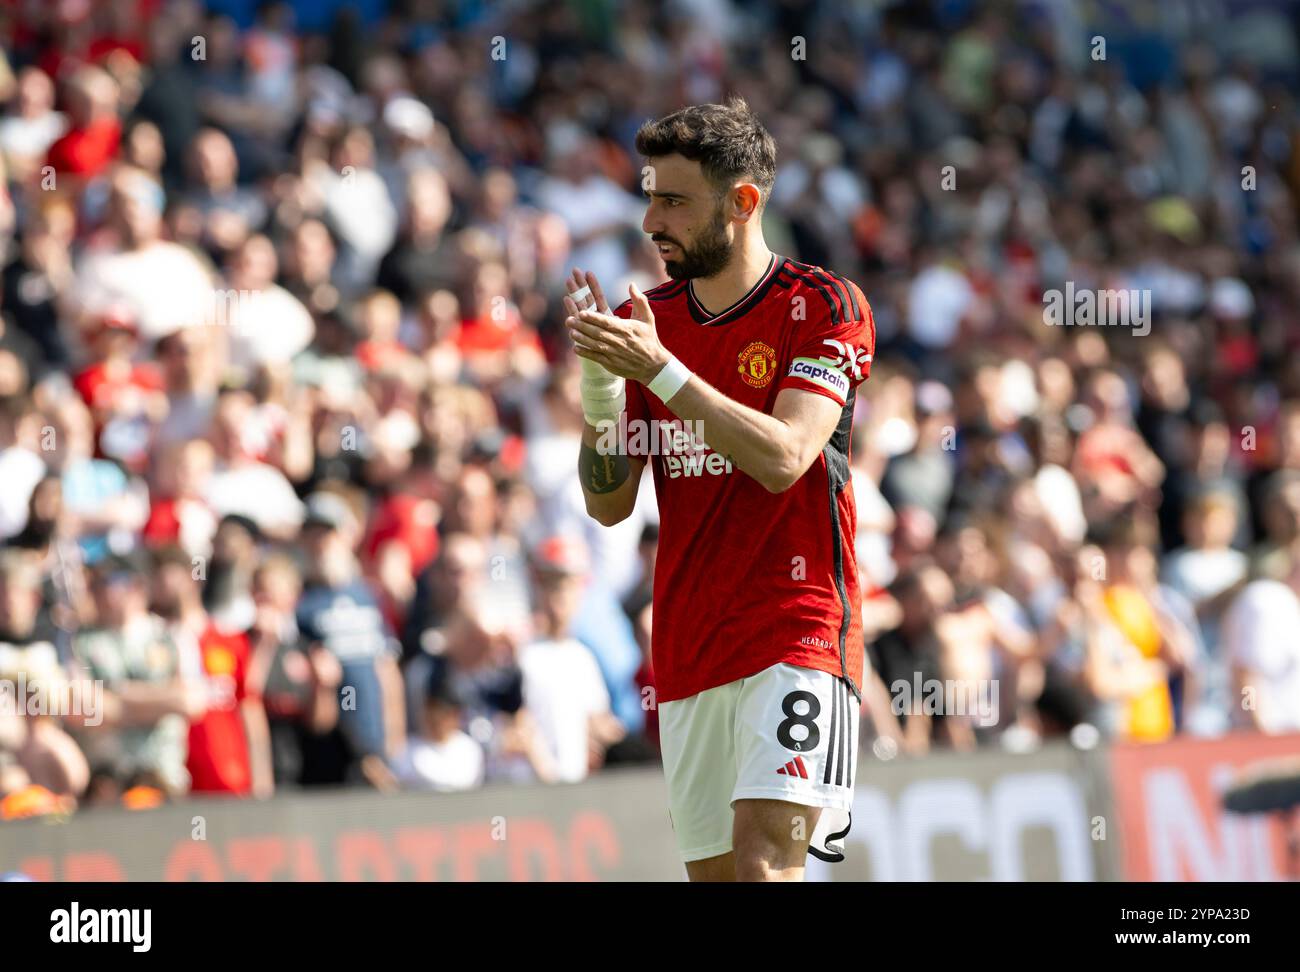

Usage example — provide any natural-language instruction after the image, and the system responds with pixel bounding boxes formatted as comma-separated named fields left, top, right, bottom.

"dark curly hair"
left=634, top=96, right=777, bottom=207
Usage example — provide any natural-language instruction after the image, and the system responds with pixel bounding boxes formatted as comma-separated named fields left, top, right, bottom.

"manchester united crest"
left=737, top=341, right=777, bottom=388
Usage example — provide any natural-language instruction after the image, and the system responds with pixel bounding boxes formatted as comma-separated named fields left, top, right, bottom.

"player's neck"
left=689, top=240, right=774, bottom=316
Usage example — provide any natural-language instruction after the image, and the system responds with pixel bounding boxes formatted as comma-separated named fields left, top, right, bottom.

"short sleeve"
left=778, top=283, right=875, bottom=407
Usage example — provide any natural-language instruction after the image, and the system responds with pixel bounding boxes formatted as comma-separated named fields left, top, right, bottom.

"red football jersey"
left=616, top=255, right=874, bottom=704
left=187, top=624, right=255, bottom=795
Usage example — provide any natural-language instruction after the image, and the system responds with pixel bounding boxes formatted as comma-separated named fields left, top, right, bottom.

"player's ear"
left=731, top=183, right=762, bottom=223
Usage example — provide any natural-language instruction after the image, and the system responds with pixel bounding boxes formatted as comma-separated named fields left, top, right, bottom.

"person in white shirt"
left=391, top=672, right=484, bottom=793
left=906, top=259, right=975, bottom=350
left=222, top=234, right=314, bottom=374
left=308, top=127, right=398, bottom=293
left=203, top=388, right=304, bottom=540
left=0, top=68, right=66, bottom=180
left=73, top=167, right=215, bottom=348
left=1162, top=491, right=1250, bottom=647
left=1224, top=555, right=1300, bottom=734
left=517, top=535, right=625, bottom=784
left=535, top=127, right=643, bottom=288
left=0, top=398, right=46, bottom=540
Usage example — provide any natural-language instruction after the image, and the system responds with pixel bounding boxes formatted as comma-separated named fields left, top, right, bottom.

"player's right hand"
left=564, top=266, right=611, bottom=361
left=563, top=266, right=609, bottom=316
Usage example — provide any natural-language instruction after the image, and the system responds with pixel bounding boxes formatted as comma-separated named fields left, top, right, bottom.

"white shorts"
left=658, top=662, right=860, bottom=864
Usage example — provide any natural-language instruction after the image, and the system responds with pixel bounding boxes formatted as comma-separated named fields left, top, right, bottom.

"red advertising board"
left=0, top=772, right=685, bottom=882
left=1108, top=732, right=1300, bottom=881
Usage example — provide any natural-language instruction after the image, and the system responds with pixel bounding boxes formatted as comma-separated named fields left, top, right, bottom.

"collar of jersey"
left=687, top=254, right=785, bottom=326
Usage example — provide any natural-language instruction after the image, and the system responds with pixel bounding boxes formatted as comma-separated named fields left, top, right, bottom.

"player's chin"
left=662, top=258, right=691, bottom=280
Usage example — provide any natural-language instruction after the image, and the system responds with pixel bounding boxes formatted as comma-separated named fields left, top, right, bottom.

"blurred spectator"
left=278, top=217, right=339, bottom=316
left=389, top=667, right=484, bottom=792
left=519, top=536, right=625, bottom=784
left=1161, top=491, right=1249, bottom=655
left=153, top=324, right=220, bottom=451
left=881, top=380, right=955, bottom=524
left=182, top=127, right=266, bottom=259
left=376, top=168, right=460, bottom=304
left=0, top=298, right=44, bottom=390
left=1073, top=369, right=1166, bottom=519
left=868, top=563, right=954, bottom=754
left=0, top=551, right=89, bottom=800
left=1249, top=403, right=1300, bottom=576
left=246, top=552, right=340, bottom=788
left=72, top=307, right=159, bottom=418
left=204, top=387, right=305, bottom=539
left=1225, top=552, right=1300, bottom=734
left=353, top=288, right=410, bottom=373
left=69, top=554, right=204, bottom=796
left=402, top=532, right=522, bottom=734
left=73, top=166, right=213, bottom=343
left=309, top=125, right=398, bottom=293
left=364, top=440, right=441, bottom=618
left=438, top=464, right=531, bottom=634
left=1024, top=413, right=1087, bottom=547
left=1252, top=472, right=1300, bottom=582
left=72, top=306, right=166, bottom=470
left=535, top=128, right=642, bottom=288
left=1099, top=522, right=1198, bottom=741
left=295, top=491, right=404, bottom=786
left=223, top=234, right=316, bottom=374
left=0, top=68, right=66, bottom=183
left=3, top=201, right=76, bottom=371
left=202, top=513, right=261, bottom=634
left=0, top=396, right=46, bottom=541
left=45, top=393, right=149, bottom=564
left=45, top=66, right=120, bottom=183
left=142, top=439, right=217, bottom=557
left=150, top=546, right=272, bottom=797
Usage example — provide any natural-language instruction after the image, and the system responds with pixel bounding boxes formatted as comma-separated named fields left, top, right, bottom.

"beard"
left=656, top=205, right=734, bottom=280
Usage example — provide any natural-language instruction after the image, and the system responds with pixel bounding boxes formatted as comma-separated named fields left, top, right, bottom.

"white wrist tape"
left=580, top=356, right=625, bottom=426
left=647, top=355, right=692, bottom=403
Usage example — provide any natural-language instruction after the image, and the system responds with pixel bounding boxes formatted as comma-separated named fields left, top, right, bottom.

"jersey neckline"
left=686, top=253, right=786, bottom=327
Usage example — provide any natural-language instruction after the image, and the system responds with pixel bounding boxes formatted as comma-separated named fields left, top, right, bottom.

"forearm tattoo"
left=580, top=441, right=631, bottom=494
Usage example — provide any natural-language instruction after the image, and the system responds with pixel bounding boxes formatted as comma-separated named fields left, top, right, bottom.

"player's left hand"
left=567, top=280, right=671, bottom=385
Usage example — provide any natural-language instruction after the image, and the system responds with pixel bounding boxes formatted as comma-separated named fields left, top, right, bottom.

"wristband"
left=646, top=355, right=692, bottom=403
